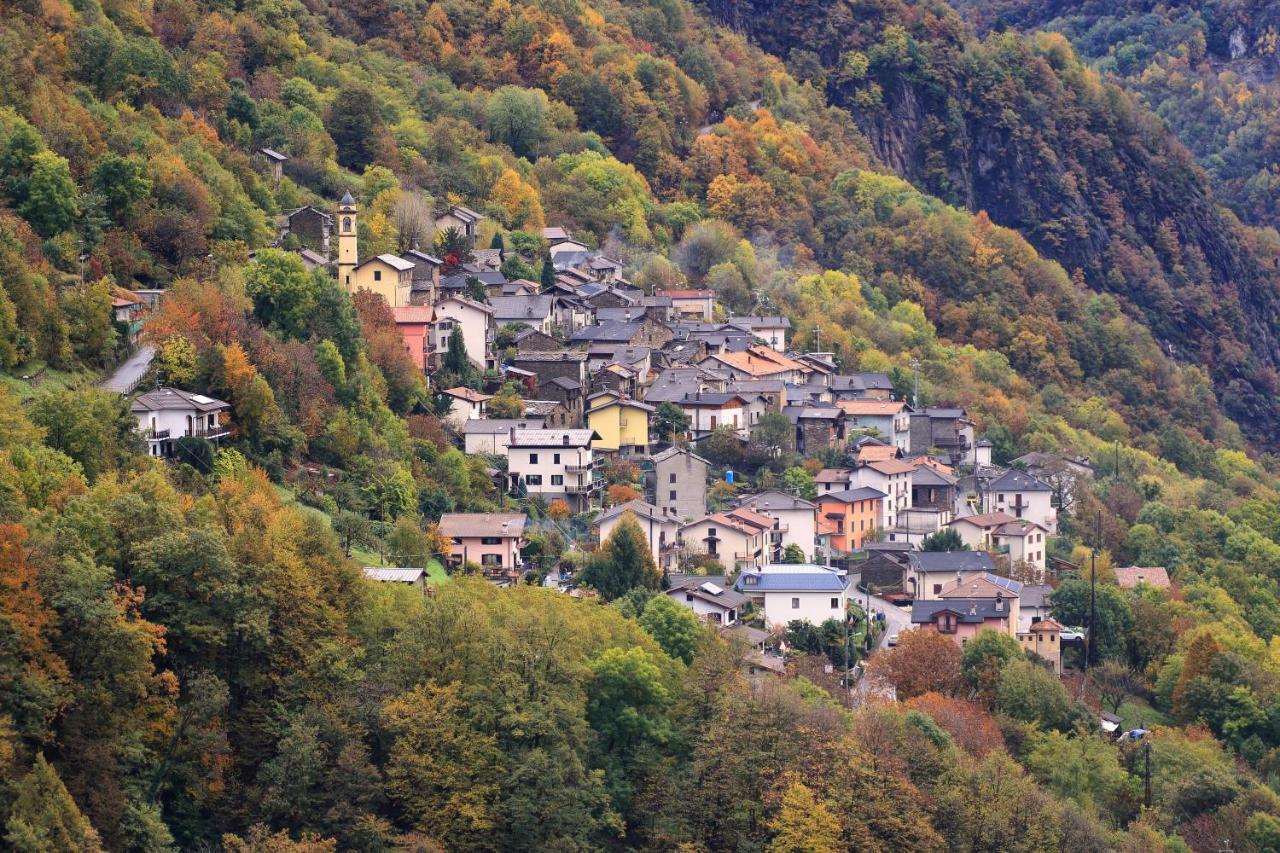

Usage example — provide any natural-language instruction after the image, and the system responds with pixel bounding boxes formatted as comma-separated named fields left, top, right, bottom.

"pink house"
left=393, top=305, right=434, bottom=370
left=438, top=512, right=527, bottom=573
left=910, top=597, right=1015, bottom=646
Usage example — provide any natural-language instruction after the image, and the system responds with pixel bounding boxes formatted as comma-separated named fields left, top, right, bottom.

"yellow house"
left=349, top=254, right=414, bottom=307
left=587, top=391, right=653, bottom=456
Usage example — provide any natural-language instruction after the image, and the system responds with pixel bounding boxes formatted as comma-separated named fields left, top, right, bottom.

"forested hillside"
left=700, top=0, right=1280, bottom=441
left=0, top=0, right=1280, bottom=849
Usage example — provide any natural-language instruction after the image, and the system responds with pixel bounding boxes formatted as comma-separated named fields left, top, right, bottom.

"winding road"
left=99, top=345, right=155, bottom=395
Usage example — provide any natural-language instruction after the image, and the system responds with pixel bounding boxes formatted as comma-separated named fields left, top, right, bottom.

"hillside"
left=699, top=0, right=1280, bottom=443
left=1, top=0, right=1280, bottom=850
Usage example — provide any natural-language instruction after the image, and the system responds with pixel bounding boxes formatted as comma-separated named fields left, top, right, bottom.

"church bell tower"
left=336, top=190, right=358, bottom=289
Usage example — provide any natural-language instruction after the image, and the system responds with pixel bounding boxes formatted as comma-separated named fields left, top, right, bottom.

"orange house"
left=817, top=486, right=886, bottom=553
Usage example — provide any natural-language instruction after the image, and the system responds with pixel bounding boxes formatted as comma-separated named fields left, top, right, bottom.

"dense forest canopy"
left=0, top=0, right=1278, bottom=848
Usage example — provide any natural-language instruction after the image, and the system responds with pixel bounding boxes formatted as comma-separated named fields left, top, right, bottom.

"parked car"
left=886, top=633, right=899, bottom=647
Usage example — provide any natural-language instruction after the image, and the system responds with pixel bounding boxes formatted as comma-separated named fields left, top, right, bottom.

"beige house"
left=506, top=428, right=600, bottom=512
left=678, top=507, right=773, bottom=573
left=438, top=387, right=491, bottom=429
left=435, top=205, right=485, bottom=244
left=439, top=512, right=527, bottom=573
left=596, top=500, right=680, bottom=566
left=1019, top=618, right=1063, bottom=674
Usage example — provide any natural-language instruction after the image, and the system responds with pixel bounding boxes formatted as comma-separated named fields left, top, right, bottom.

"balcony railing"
left=564, top=462, right=595, bottom=473
left=144, top=429, right=171, bottom=440
left=190, top=426, right=230, bottom=440
left=564, top=481, right=599, bottom=494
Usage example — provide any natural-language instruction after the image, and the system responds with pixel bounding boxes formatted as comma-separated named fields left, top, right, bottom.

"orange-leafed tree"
left=865, top=629, right=964, bottom=700
left=904, top=692, right=1004, bottom=758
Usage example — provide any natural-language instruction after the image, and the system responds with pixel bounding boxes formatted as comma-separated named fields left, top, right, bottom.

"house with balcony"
left=678, top=507, right=774, bottom=573
left=585, top=391, right=653, bottom=456
left=596, top=499, right=681, bottom=567
left=506, top=428, right=601, bottom=512
left=392, top=305, right=434, bottom=371
left=736, top=491, right=818, bottom=562
left=849, top=459, right=915, bottom=532
left=666, top=575, right=748, bottom=625
left=461, top=419, right=544, bottom=455
left=131, top=387, right=230, bottom=457
left=981, top=469, right=1056, bottom=533
left=734, top=563, right=851, bottom=629
left=816, top=487, right=886, bottom=554
left=438, top=512, right=527, bottom=575
left=655, top=288, right=714, bottom=320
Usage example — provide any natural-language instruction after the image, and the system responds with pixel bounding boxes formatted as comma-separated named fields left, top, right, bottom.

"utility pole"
left=1086, top=509, right=1100, bottom=672
left=911, top=358, right=920, bottom=409
left=811, top=326, right=821, bottom=353
left=1144, top=738, right=1152, bottom=810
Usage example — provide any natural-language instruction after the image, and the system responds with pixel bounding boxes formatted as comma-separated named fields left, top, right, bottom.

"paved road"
left=848, top=572, right=912, bottom=651
left=99, top=344, right=155, bottom=394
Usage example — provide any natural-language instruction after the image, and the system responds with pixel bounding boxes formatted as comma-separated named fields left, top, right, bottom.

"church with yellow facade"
left=335, top=191, right=414, bottom=308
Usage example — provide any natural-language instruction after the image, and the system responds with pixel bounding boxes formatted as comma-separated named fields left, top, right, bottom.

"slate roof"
left=515, top=351, right=587, bottom=363
left=831, top=373, right=893, bottom=392
left=596, top=499, right=672, bottom=526
left=670, top=581, right=749, bottom=610
left=570, top=321, right=642, bottom=343
left=907, top=551, right=998, bottom=573
left=736, top=490, right=817, bottom=512
left=460, top=418, right=542, bottom=435
left=819, top=487, right=888, bottom=503
left=490, top=295, right=556, bottom=321
left=544, top=376, right=583, bottom=391
left=402, top=249, right=444, bottom=265
left=358, top=253, right=414, bottom=272
left=911, top=598, right=1011, bottom=625
left=132, top=387, right=229, bottom=413
left=988, top=469, right=1052, bottom=492
left=650, top=446, right=711, bottom=466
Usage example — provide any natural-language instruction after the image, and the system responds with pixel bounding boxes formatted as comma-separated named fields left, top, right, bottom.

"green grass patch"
left=0, top=360, right=95, bottom=401
left=1115, top=697, right=1168, bottom=732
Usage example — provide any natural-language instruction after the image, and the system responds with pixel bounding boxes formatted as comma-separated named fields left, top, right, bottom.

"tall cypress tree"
left=4, top=755, right=103, bottom=852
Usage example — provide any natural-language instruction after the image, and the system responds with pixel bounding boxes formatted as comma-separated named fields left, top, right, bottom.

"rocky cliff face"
left=699, top=0, right=1280, bottom=444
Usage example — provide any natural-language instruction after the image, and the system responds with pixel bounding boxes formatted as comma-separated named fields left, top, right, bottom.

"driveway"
left=99, top=345, right=155, bottom=395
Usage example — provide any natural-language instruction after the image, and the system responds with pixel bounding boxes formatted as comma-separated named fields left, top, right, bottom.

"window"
left=342, top=217, right=351, bottom=232
left=997, top=493, right=1005, bottom=502
left=686, top=593, right=694, bottom=602
left=791, top=597, right=800, bottom=609
left=553, top=453, right=560, bottom=464
left=551, top=475, right=563, bottom=486
left=530, top=453, right=539, bottom=464
left=525, top=474, right=543, bottom=485
left=710, top=415, right=718, bottom=429
left=669, top=490, right=677, bottom=501
left=480, top=537, right=501, bottom=545
left=830, top=598, right=839, bottom=609
left=669, top=473, right=677, bottom=483
left=373, top=270, right=382, bottom=281
left=933, top=584, right=943, bottom=595
left=707, top=527, right=716, bottom=536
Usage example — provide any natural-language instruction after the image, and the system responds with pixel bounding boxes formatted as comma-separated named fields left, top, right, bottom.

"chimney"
left=969, top=600, right=977, bottom=616
left=562, top=433, right=570, bottom=445
left=995, top=592, right=1004, bottom=612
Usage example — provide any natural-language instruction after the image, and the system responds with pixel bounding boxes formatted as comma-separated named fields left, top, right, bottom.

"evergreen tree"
left=540, top=252, right=556, bottom=289
left=921, top=529, right=966, bottom=552
left=581, top=514, right=660, bottom=601
left=4, top=755, right=103, bottom=853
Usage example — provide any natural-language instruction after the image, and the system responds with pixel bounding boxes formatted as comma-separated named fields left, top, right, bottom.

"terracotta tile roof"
left=865, top=459, right=915, bottom=475
left=439, top=512, right=525, bottom=538
left=952, top=512, right=1018, bottom=528
left=838, top=400, right=907, bottom=416
left=815, top=468, right=852, bottom=483
left=1114, top=566, right=1170, bottom=589
left=857, top=445, right=900, bottom=463
left=393, top=305, right=434, bottom=324
left=441, top=387, right=492, bottom=403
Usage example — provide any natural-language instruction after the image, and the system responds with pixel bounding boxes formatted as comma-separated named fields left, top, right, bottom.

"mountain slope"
left=699, top=0, right=1280, bottom=443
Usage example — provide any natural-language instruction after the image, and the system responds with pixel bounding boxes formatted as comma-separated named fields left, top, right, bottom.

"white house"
left=992, top=519, right=1048, bottom=577
left=666, top=575, right=748, bottom=625
left=596, top=499, right=680, bottom=566
left=905, top=551, right=1000, bottom=600
left=735, top=490, right=818, bottom=562
left=982, top=469, right=1056, bottom=533
left=676, top=392, right=760, bottom=439
left=131, top=387, right=230, bottom=457
left=849, top=459, right=914, bottom=531
left=733, top=563, right=850, bottom=629
left=438, top=386, right=491, bottom=429
left=461, top=419, right=544, bottom=455
left=507, top=428, right=601, bottom=512
left=434, top=295, right=495, bottom=371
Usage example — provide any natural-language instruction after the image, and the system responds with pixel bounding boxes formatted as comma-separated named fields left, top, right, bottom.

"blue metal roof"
left=735, top=571, right=849, bottom=593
